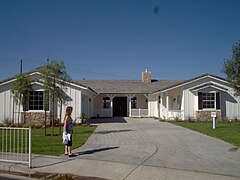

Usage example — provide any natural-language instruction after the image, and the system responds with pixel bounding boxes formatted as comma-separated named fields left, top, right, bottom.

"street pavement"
left=0, top=117, right=239, bottom=180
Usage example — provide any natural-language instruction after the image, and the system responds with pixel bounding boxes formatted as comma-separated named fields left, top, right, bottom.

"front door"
left=113, top=97, right=127, bottom=117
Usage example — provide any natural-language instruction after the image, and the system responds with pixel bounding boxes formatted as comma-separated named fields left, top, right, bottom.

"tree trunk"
left=59, top=99, right=62, bottom=135
left=12, top=98, right=15, bottom=125
left=17, top=102, right=20, bottom=124
left=51, top=93, right=54, bottom=135
left=23, top=96, right=26, bottom=124
left=45, top=109, right=47, bottom=136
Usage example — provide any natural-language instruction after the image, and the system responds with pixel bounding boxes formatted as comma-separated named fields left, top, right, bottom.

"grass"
left=31, top=125, right=96, bottom=156
left=0, top=125, right=95, bottom=156
left=172, top=121, right=240, bottom=147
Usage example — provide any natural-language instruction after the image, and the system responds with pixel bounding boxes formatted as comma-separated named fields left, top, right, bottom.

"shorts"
left=66, top=134, right=72, bottom=147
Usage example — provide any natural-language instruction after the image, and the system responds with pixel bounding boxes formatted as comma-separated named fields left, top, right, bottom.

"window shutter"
left=44, top=91, right=50, bottom=111
left=23, top=95, right=29, bottom=111
left=216, top=92, right=220, bottom=110
left=198, top=92, right=203, bottom=110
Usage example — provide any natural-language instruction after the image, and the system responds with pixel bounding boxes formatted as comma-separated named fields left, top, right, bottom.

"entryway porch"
left=92, top=94, right=149, bottom=118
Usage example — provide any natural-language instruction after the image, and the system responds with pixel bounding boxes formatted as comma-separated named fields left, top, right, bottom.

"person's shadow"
left=74, top=146, right=119, bottom=156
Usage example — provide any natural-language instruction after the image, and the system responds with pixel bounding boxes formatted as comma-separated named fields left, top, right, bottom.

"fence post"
left=29, top=127, right=32, bottom=168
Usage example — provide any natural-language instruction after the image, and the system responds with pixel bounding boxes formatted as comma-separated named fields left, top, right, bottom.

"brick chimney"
left=142, top=69, right=151, bottom=83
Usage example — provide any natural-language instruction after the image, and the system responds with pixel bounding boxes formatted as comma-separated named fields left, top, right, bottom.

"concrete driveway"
left=72, top=117, right=240, bottom=179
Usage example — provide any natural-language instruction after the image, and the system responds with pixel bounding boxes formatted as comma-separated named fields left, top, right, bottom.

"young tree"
left=12, top=73, right=32, bottom=124
left=40, top=60, right=71, bottom=135
left=222, top=40, right=240, bottom=96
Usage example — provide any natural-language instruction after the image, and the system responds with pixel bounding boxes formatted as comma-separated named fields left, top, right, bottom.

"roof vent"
left=142, top=69, right=151, bottom=83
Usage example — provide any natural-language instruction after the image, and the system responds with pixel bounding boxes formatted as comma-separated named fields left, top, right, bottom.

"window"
left=29, top=91, right=44, bottom=110
left=198, top=92, right=220, bottom=110
left=131, top=97, right=137, bottom=109
left=103, top=97, right=110, bottom=108
left=202, top=93, right=215, bottom=109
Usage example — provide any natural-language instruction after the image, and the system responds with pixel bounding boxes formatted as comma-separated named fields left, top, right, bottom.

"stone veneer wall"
left=196, top=110, right=222, bottom=121
left=21, top=112, right=50, bottom=126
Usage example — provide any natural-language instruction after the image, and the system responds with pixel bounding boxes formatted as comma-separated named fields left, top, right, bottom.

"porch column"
left=88, top=97, right=92, bottom=118
left=129, top=100, right=131, bottom=117
left=107, top=95, right=116, bottom=117
left=166, top=93, right=169, bottom=119
left=78, top=91, right=82, bottom=120
left=181, top=89, right=185, bottom=120
left=92, top=95, right=97, bottom=118
left=127, top=94, right=135, bottom=117
left=110, top=98, right=113, bottom=117
left=143, top=94, right=149, bottom=117
left=159, top=93, right=163, bottom=119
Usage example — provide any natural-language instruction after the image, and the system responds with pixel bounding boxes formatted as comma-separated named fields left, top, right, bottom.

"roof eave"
left=152, top=74, right=229, bottom=94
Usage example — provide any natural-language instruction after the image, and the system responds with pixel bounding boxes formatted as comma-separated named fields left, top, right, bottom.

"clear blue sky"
left=0, top=0, right=240, bottom=80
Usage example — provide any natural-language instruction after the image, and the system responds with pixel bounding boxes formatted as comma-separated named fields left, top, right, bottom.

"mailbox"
left=211, top=112, right=216, bottom=118
left=211, top=112, right=216, bottom=129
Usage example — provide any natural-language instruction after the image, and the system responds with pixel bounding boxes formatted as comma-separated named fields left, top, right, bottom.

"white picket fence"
left=0, top=127, right=32, bottom=168
left=131, top=108, right=149, bottom=117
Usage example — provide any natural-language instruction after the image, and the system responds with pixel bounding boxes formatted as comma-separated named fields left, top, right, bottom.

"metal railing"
left=0, top=127, right=32, bottom=168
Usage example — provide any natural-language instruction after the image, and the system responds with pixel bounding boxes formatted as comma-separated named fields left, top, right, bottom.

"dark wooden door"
left=113, top=97, right=127, bottom=117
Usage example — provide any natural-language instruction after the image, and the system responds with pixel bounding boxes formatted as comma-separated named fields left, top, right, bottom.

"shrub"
left=175, top=116, right=179, bottom=122
left=80, top=112, right=90, bottom=125
left=222, top=117, right=228, bottom=122
left=2, top=117, right=13, bottom=127
left=22, top=121, right=46, bottom=128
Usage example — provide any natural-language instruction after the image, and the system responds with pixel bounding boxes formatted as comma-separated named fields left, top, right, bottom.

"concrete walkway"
left=0, top=117, right=239, bottom=180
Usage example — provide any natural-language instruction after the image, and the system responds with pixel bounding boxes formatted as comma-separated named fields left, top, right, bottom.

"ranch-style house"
left=0, top=68, right=239, bottom=124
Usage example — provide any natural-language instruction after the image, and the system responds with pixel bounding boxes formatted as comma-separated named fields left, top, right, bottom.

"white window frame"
left=202, top=92, right=216, bottom=110
left=131, top=97, right=137, bottom=109
left=28, top=91, right=44, bottom=111
left=103, top=97, right=110, bottom=109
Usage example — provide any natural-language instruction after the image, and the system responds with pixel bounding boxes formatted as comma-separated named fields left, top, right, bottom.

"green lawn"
left=32, top=125, right=96, bottom=156
left=172, top=121, right=240, bottom=147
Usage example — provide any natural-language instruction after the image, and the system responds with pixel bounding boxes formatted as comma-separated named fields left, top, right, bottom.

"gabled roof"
left=0, top=66, right=43, bottom=85
left=73, top=79, right=184, bottom=94
left=0, top=66, right=97, bottom=94
left=153, top=73, right=229, bottom=93
left=189, top=82, right=228, bottom=92
left=1, top=67, right=228, bottom=95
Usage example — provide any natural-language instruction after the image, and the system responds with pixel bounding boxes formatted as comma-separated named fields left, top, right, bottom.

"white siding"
left=0, top=74, right=95, bottom=124
left=61, top=86, right=82, bottom=122
left=193, top=91, right=198, bottom=117
left=135, top=95, right=148, bottom=109
left=0, top=83, right=20, bottom=123
left=0, top=89, right=13, bottom=123
left=93, top=94, right=111, bottom=117
left=148, top=94, right=158, bottom=117
left=81, top=94, right=89, bottom=118
left=182, top=77, right=240, bottom=120
left=183, top=89, right=199, bottom=119
left=183, top=89, right=189, bottom=119
left=225, top=92, right=240, bottom=120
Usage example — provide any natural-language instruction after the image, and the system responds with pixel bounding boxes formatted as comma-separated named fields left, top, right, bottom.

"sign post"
left=211, top=112, right=216, bottom=129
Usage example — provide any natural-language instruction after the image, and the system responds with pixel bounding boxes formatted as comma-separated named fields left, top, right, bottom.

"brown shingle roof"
left=73, top=80, right=184, bottom=94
